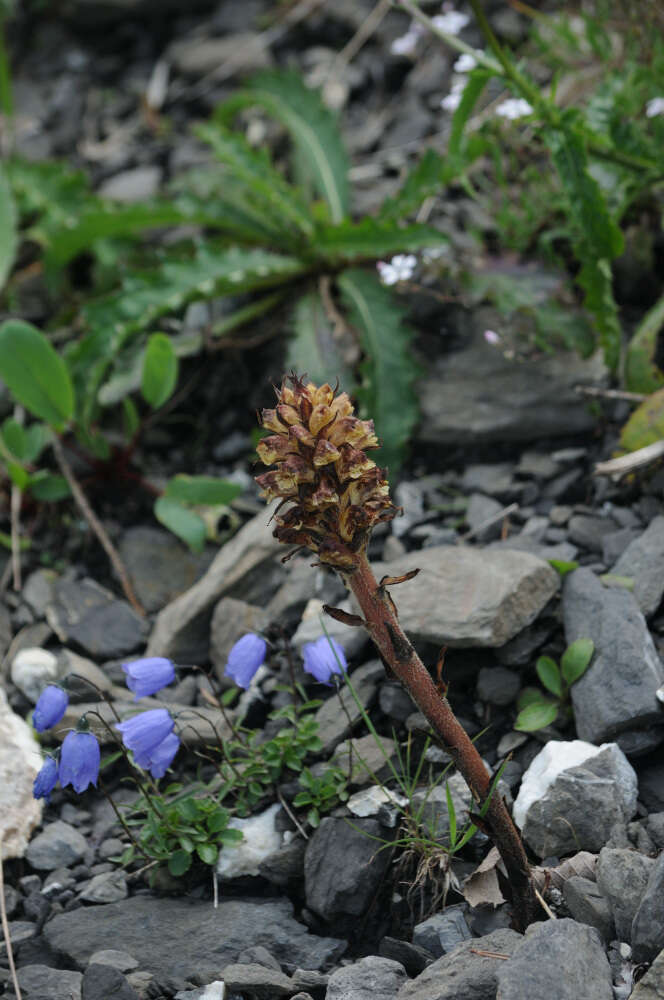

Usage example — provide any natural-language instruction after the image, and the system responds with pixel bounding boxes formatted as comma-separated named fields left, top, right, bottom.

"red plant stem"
left=347, top=551, right=538, bottom=931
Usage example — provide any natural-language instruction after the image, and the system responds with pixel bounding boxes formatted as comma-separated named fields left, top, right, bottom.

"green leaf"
left=514, top=700, right=559, bottom=732
left=142, top=333, right=178, bottom=409
left=448, top=71, right=492, bottom=164
left=154, top=497, right=207, bottom=552
left=168, top=849, right=192, bottom=876
left=561, top=638, right=594, bottom=686
left=207, top=808, right=230, bottom=834
left=196, top=843, right=218, bottom=865
left=0, top=162, right=18, bottom=291
left=535, top=656, right=562, bottom=698
left=624, top=292, right=664, bottom=394
left=576, top=254, right=622, bottom=373
left=8, top=463, right=29, bottom=489
left=378, top=149, right=447, bottom=222
left=178, top=834, right=195, bottom=853
left=307, top=807, right=320, bottom=828
left=217, top=69, right=350, bottom=223
left=287, top=290, right=354, bottom=388
left=163, top=474, right=243, bottom=506
left=619, top=387, right=664, bottom=453
left=314, top=218, right=447, bottom=263
left=122, top=397, right=140, bottom=439
left=337, top=268, right=420, bottom=473
left=549, top=558, right=579, bottom=576
left=445, top=781, right=457, bottom=847
left=218, top=828, right=243, bottom=845
left=517, top=686, right=545, bottom=711
left=1, top=418, right=26, bottom=460
left=0, top=320, right=75, bottom=429
left=29, top=472, right=70, bottom=501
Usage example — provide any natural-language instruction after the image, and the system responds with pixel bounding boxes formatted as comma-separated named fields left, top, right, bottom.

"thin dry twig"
left=10, top=482, right=21, bottom=592
left=576, top=385, right=647, bottom=403
left=330, top=0, right=392, bottom=72
left=594, top=439, right=664, bottom=478
left=50, top=435, right=145, bottom=615
left=459, top=502, right=519, bottom=542
left=0, top=841, right=23, bottom=1000
left=469, top=947, right=511, bottom=960
left=534, top=886, right=556, bottom=919
left=277, top=790, right=309, bottom=841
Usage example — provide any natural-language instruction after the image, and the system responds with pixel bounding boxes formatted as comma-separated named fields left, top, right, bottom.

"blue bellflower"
left=59, top=731, right=100, bottom=793
left=122, top=656, right=176, bottom=700
left=302, top=637, right=348, bottom=685
left=133, top=731, right=180, bottom=779
left=225, top=633, right=267, bottom=689
left=115, top=708, right=175, bottom=757
left=33, top=755, right=59, bottom=801
left=33, top=685, right=69, bottom=732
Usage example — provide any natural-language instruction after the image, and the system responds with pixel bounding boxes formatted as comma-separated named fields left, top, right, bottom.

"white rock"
left=216, top=803, right=282, bottom=879
left=11, top=647, right=58, bottom=703
left=513, top=739, right=600, bottom=828
left=200, top=984, right=225, bottom=1000
left=0, top=686, right=43, bottom=858
left=347, top=785, right=408, bottom=818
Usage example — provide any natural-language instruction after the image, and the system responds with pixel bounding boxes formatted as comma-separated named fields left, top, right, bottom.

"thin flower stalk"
left=255, top=374, right=538, bottom=930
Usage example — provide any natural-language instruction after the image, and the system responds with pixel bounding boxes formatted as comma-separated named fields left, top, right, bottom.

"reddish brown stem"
left=347, top=552, right=538, bottom=931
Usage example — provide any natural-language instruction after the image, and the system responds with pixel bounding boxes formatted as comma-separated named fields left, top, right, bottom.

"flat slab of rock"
left=368, top=545, right=558, bottom=647
left=16, top=964, right=83, bottom=1000
left=44, top=896, right=345, bottom=979
left=612, top=515, right=664, bottom=617
left=119, top=526, right=212, bottom=614
left=55, top=698, right=231, bottom=747
left=495, top=919, right=613, bottom=999
left=563, top=568, right=664, bottom=754
left=46, top=578, right=147, bottom=658
left=397, top=927, right=522, bottom=999
left=0, top=687, right=43, bottom=858
left=632, top=852, right=664, bottom=963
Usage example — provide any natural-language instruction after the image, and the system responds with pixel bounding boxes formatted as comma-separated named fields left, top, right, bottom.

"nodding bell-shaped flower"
left=59, top=731, right=100, bottom=793
left=122, top=657, right=176, bottom=700
left=302, top=637, right=348, bottom=685
left=115, top=708, right=175, bottom=758
left=33, top=685, right=69, bottom=732
left=255, top=376, right=396, bottom=572
left=225, top=633, right=267, bottom=689
left=33, top=755, right=59, bottom=802
left=133, top=731, right=180, bottom=780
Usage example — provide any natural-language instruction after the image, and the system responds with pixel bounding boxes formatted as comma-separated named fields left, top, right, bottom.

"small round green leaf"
left=29, top=473, right=70, bottom=502
left=516, top=686, right=544, bottom=711
left=514, top=701, right=559, bottom=732
left=561, top=638, right=594, bottom=686
left=154, top=497, right=206, bottom=552
left=141, top=333, right=178, bottom=409
left=0, top=320, right=75, bottom=428
left=535, top=656, right=562, bottom=698
left=196, top=843, right=218, bottom=866
left=1, top=418, right=26, bottom=460
left=168, top=849, right=192, bottom=877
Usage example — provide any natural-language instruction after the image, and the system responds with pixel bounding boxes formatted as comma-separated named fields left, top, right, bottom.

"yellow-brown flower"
left=256, top=375, right=396, bottom=571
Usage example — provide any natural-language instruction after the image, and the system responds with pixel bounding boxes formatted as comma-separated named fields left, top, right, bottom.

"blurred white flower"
left=422, top=246, right=447, bottom=262
left=484, top=329, right=501, bottom=345
left=646, top=96, right=664, bottom=118
left=441, top=78, right=465, bottom=111
left=432, top=9, right=471, bottom=35
left=376, top=254, right=417, bottom=286
left=454, top=52, right=478, bottom=73
left=495, top=98, right=534, bottom=120
left=390, top=22, right=424, bottom=57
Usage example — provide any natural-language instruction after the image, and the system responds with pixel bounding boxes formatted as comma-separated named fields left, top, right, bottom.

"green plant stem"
left=0, top=18, right=14, bottom=155
left=395, top=0, right=501, bottom=72
left=346, top=551, right=538, bottom=931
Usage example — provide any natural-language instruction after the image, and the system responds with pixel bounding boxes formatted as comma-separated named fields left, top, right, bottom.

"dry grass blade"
left=0, top=841, right=23, bottom=1000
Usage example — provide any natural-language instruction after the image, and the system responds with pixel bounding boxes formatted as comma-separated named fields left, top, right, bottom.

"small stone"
left=326, top=955, right=407, bottom=999
left=221, top=963, right=294, bottom=998
left=46, top=578, right=147, bottom=659
left=563, top=876, right=615, bottom=943
left=412, top=905, right=471, bottom=958
left=476, top=665, right=520, bottom=706
left=601, top=528, right=639, bottom=567
left=549, top=505, right=572, bottom=526
left=82, top=963, right=139, bottom=999
left=314, top=660, right=383, bottom=754
left=11, top=646, right=58, bottom=703
left=15, top=964, right=83, bottom=1000
left=379, top=682, right=415, bottom=722
left=26, top=820, right=88, bottom=871
left=647, top=813, right=664, bottom=849
left=398, top=927, right=521, bottom=999
left=379, top=937, right=432, bottom=977
left=567, top=514, right=617, bottom=552
left=22, top=569, right=58, bottom=617
left=88, top=949, right=139, bottom=972
left=516, top=452, right=559, bottom=481
left=79, top=870, right=128, bottom=904
left=596, top=847, right=655, bottom=942
left=632, top=852, right=664, bottom=963
left=98, top=166, right=162, bottom=203
left=464, top=493, right=504, bottom=541
left=462, top=464, right=515, bottom=497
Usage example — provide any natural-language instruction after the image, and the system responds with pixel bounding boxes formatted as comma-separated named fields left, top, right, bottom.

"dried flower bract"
left=256, top=375, right=396, bottom=571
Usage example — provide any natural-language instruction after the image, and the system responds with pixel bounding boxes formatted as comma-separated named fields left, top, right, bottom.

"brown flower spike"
left=256, top=376, right=396, bottom=571
left=256, top=374, right=538, bottom=931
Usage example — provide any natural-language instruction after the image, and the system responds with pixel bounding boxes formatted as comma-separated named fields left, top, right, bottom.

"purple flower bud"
left=115, top=708, right=175, bottom=757
left=122, top=657, right=176, bottom=700
left=134, top=731, right=180, bottom=779
left=224, top=633, right=267, bottom=689
left=33, top=755, right=59, bottom=801
left=33, top=685, right=69, bottom=732
left=302, top=637, right=348, bottom=685
left=59, top=731, right=100, bottom=793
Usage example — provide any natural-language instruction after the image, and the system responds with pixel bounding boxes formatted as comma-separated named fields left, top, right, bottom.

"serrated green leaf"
left=619, top=387, right=664, bottom=453
left=0, top=320, right=75, bottom=429
left=535, top=656, right=562, bottom=697
left=314, top=218, right=447, bottom=263
left=154, top=497, right=206, bottom=552
left=29, top=472, right=70, bottom=501
left=0, top=163, right=18, bottom=291
left=514, top=700, right=559, bottom=732
left=577, top=255, right=622, bottom=373
left=217, top=69, right=350, bottom=223
left=168, top=849, right=192, bottom=876
left=142, top=333, right=178, bottom=409
left=561, top=638, right=594, bottom=686
left=164, top=474, right=243, bottom=506
left=624, top=292, right=664, bottom=394
left=378, top=149, right=447, bottom=222
left=337, top=269, right=420, bottom=473
left=287, top=290, right=354, bottom=388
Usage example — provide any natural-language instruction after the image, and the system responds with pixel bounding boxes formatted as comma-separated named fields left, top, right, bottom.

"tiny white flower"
left=495, top=97, right=534, bottom=120
left=377, top=254, right=417, bottom=285
left=440, top=77, right=465, bottom=112
left=390, top=23, right=424, bottom=56
left=646, top=96, right=664, bottom=118
left=432, top=9, right=471, bottom=35
left=376, top=262, right=399, bottom=286
left=483, top=329, right=500, bottom=345
left=454, top=52, right=478, bottom=73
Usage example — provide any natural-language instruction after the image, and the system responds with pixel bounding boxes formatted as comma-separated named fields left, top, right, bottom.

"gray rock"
left=630, top=947, right=664, bottom=999
left=46, top=578, right=147, bottom=658
left=0, top=600, right=12, bottom=660
left=495, top=919, right=613, bottom=999
left=326, top=956, right=407, bottom=999
left=476, top=666, right=520, bottom=706
left=601, top=528, right=639, bottom=567
left=87, top=950, right=139, bottom=972
left=463, top=464, right=515, bottom=496
left=221, top=963, right=294, bottom=998
left=379, top=938, right=432, bottom=977
left=15, top=964, right=83, bottom=1000
left=366, top=546, right=558, bottom=648
left=379, top=683, right=415, bottom=722
left=397, top=927, right=522, bottom=999
left=82, top=964, right=138, bottom=999
left=332, top=733, right=398, bottom=786
left=417, top=321, right=606, bottom=447
left=516, top=452, right=559, bottom=481
left=612, top=516, right=664, bottom=617
left=147, top=502, right=283, bottom=661
left=563, top=569, right=664, bottom=754
left=596, top=847, right=655, bottom=942
left=119, top=526, right=211, bottom=614
left=465, top=494, right=504, bottom=542
left=496, top=620, right=555, bottom=667
left=169, top=32, right=271, bottom=76
left=265, top=557, right=335, bottom=624
left=258, top=838, right=306, bottom=890
left=315, top=660, right=383, bottom=754
left=209, top=596, right=270, bottom=680
left=98, top=166, right=162, bottom=203
left=411, top=774, right=472, bottom=844
left=22, top=569, right=58, bottom=617
left=78, top=870, right=128, bottom=904
left=412, top=905, right=471, bottom=959
left=0, top=921, right=36, bottom=958
left=25, top=820, right=88, bottom=871
left=632, top=852, right=664, bottom=963
left=44, top=897, right=345, bottom=979
left=304, top=817, right=393, bottom=921
left=236, top=945, right=282, bottom=970
left=567, top=514, right=616, bottom=552
left=562, top=877, right=614, bottom=943
left=647, top=813, right=664, bottom=849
